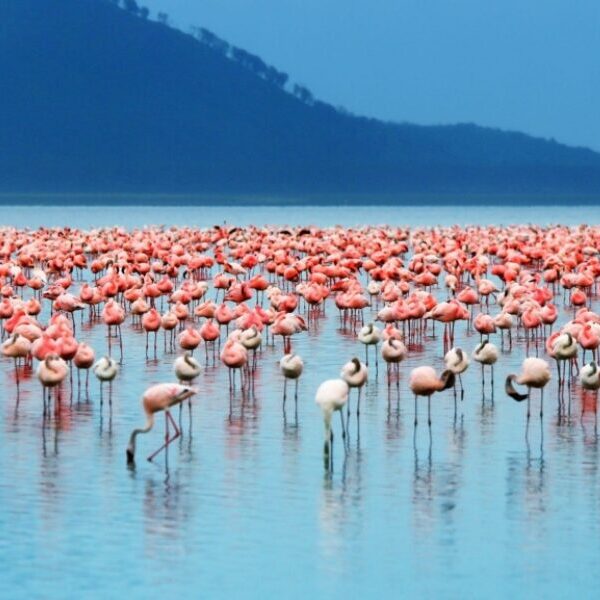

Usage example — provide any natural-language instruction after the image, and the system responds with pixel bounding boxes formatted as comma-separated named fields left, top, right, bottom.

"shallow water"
left=1, top=205, right=600, bottom=599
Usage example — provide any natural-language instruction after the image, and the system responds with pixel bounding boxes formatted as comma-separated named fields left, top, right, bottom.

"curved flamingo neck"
left=127, top=412, right=155, bottom=458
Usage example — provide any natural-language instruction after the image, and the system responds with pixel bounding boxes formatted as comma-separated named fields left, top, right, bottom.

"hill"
left=1, top=0, right=600, bottom=195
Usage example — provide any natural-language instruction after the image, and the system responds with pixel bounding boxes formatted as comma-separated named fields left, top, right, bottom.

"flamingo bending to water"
left=126, top=383, right=197, bottom=463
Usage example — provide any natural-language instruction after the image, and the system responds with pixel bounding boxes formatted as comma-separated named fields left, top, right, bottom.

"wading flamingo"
left=280, top=353, right=303, bottom=404
left=73, top=342, right=95, bottom=395
left=37, top=353, right=69, bottom=414
left=444, top=347, right=470, bottom=400
left=315, top=379, right=348, bottom=469
left=581, top=361, right=600, bottom=392
left=93, top=356, right=119, bottom=404
left=340, top=357, right=368, bottom=417
left=126, top=383, right=197, bottom=464
left=409, top=366, right=455, bottom=426
left=381, top=338, right=407, bottom=387
left=358, top=323, right=381, bottom=367
left=2, top=332, right=31, bottom=387
left=505, top=357, right=551, bottom=419
left=472, top=339, right=498, bottom=391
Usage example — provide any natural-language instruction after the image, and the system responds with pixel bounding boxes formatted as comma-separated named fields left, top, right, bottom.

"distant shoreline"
left=1, top=193, right=599, bottom=206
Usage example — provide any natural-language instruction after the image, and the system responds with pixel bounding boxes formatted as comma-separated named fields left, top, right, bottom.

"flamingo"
left=173, top=351, right=201, bottom=419
left=340, top=357, right=368, bottom=417
left=37, top=353, right=69, bottom=414
left=409, top=366, right=455, bottom=426
left=102, top=299, right=125, bottom=358
left=220, top=338, right=248, bottom=389
left=357, top=323, right=381, bottom=367
left=315, top=379, right=348, bottom=469
left=581, top=361, right=600, bottom=392
left=552, top=332, right=578, bottom=389
left=174, top=351, right=201, bottom=384
left=93, top=356, right=119, bottom=404
left=444, top=347, right=470, bottom=400
left=381, top=338, right=407, bottom=387
left=279, top=353, right=303, bottom=404
left=73, top=342, right=95, bottom=395
left=239, top=326, right=262, bottom=370
left=142, top=308, right=161, bottom=358
left=505, top=357, right=551, bottom=419
left=2, top=332, right=31, bottom=387
left=472, top=339, right=498, bottom=391
left=125, top=383, right=197, bottom=464
left=579, top=360, right=600, bottom=417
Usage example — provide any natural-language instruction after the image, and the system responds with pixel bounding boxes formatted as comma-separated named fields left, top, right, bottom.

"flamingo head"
left=440, top=370, right=455, bottom=391
left=505, top=374, right=528, bottom=401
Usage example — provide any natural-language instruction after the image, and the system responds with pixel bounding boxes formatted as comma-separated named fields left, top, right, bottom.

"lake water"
left=1, top=204, right=600, bottom=599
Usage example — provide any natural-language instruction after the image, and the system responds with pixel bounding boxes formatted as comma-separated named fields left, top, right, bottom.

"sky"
left=140, top=0, right=600, bottom=150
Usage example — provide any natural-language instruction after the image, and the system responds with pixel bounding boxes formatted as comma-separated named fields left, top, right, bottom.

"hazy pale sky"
left=141, top=0, right=599, bottom=150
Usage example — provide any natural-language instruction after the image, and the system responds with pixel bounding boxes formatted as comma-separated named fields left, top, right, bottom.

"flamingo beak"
left=126, top=448, right=135, bottom=464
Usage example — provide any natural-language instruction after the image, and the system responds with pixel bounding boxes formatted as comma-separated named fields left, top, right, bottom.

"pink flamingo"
left=37, top=353, right=69, bottom=415
left=220, top=338, right=248, bottom=389
left=74, top=342, right=95, bottom=394
left=409, top=366, right=455, bottom=426
left=474, top=313, right=496, bottom=340
left=505, top=357, right=551, bottom=419
left=142, top=308, right=161, bottom=358
left=179, top=326, right=202, bottom=354
left=126, top=383, right=197, bottom=464
left=579, top=323, right=600, bottom=363
left=2, top=332, right=31, bottom=388
left=102, top=299, right=125, bottom=358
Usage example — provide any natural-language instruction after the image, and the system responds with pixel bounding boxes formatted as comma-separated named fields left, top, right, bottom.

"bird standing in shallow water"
left=580, top=361, right=600, bottom=416
left=74, top=342, right=95, bottom=396
left=280, top=353, right=303, bottom=405
left=37, top=353, right=69, bottom=414
left=381, top=337, right=407, bottom=387
left=581, top=361, right=600, bottom=391
left=2, top=332, right=31, bottom=388
left=551, top=332, right=578, bottom=390
left=444, top=347, right=469, bottom=401
left=505, top=357, right=551, bottom=419
left=315, top=379, right=348, bottom=469
left=126, top=383, right=197, bottom=464
left=173, top=352, right=201, bottom=420
left=472, top=339, right=498, bottom=395
left=409, top=366, right=455, bottom=427
left=93, top=356, right=119, bottom=404
left=174, top=351, right=201, bottom=383
left=340, top=357, right=368, bottom=417
left=358, top=323, right=381, bottom=368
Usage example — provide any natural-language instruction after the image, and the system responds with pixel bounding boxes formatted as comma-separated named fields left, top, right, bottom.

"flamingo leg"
left=428, top=395, right=432, bottom=427
left=414, top=395, right=418, bottom=426
left=147, top=410, right=181, bottom=462
left=339, top=410, right=346, bottom=440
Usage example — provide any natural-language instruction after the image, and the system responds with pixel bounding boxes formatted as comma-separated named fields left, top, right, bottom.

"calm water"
left=1, top=204, right=600, bottom=599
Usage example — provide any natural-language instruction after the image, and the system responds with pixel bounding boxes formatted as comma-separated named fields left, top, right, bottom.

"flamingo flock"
left=0, top=223, right=599, bottom=468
